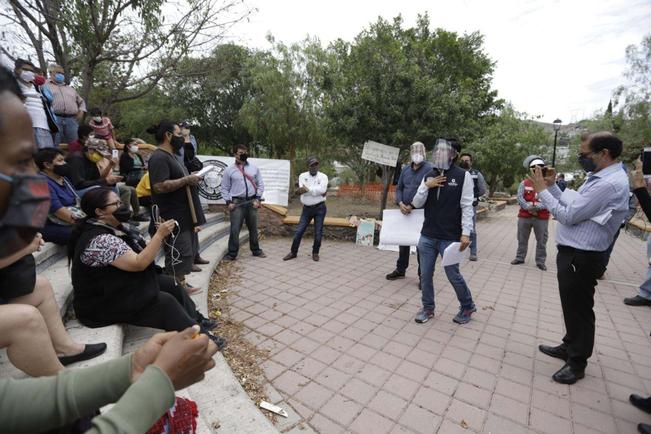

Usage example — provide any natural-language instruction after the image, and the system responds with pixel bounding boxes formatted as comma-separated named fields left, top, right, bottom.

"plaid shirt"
left=45, top=80, right=86, bottom=116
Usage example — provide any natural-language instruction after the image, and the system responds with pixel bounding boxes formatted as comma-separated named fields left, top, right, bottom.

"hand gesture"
left=26, top=232, right=44, bottom=254
left=399, top=202, right=412, bottom=215
left=295, top=186, right=308, bottom=195
left=185, top=174, right=201, bottom=186
left=131, top=330, right=178, bottom=383
left=153, top=327, right=218, bottom=390
left=252, top=199, right=261, bottom=209
left=155, top=219, right=176, bottom=238
left=425, top=175, right=446, bottom=189
left=228, top=203, right=236, bottom=211
left=630, top=160, right=645, bottom=189
left=459, top=235, right=470, bottom=252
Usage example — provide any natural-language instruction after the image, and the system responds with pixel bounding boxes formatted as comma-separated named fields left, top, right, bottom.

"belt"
left=232, top=196, right=256, bottom=201
left=304, top=201, right=325, bottom=208
left=557, top=245, right=605, bottom=255
left=55, top=113, right=77, bottom=118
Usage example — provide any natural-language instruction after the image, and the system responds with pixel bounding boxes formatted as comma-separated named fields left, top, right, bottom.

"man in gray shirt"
left=220, top=144, right=266, bottom=261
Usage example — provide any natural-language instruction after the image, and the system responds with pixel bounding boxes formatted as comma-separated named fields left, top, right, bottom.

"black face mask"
left=309, top=167, right=318, bottom=176
left=112, top=205, right=132, bottom=223
left=0, top=172, right=50, bottom=258
left=170, top=135, right=185, bottom=155
left=52, top=163, right=70, bottom=177
left=459, top=161, right=470, bottom=169
left=239, top=153, right=248, bottom=163
left=578, top=154, right=597, bottom=173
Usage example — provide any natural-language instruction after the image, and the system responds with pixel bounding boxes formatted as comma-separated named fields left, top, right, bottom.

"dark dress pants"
left=290, top=202, right=327, bottom=254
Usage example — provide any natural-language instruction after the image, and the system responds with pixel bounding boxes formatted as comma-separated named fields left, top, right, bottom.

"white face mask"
left=411, top=153, right=424, bottom=164
left=20, top=70, right=35, bottom=83
left=93, top=116, right=102, bottom=123
left=129, top=145, right=139, bottom=154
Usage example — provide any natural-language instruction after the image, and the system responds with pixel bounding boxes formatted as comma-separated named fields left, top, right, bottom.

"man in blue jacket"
left=386, top=142, right=432, bottom=282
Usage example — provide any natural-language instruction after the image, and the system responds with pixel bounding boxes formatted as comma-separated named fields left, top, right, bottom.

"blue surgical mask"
left=54, top=73, right=65, bottom=83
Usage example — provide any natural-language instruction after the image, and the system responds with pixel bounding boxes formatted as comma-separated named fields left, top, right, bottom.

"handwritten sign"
left=361, top=141, right=400, bottom=166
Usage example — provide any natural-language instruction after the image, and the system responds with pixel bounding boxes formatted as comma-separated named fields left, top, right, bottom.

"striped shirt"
left=220, top=162, right=265, bottom=203
left=537, top=162, right=629, bottom=251
left=45, top=81, right=86, bottom=116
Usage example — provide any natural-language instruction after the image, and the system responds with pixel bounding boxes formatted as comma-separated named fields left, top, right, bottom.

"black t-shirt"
left=66, top=153, right=105, bottom=189
left=148, top=149, right=205, bottom=228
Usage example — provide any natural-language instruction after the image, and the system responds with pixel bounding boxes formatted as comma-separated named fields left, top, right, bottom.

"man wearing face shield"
left=411, top=139, right=477, bottom=324
left=386, top=142, right=432, bottom=282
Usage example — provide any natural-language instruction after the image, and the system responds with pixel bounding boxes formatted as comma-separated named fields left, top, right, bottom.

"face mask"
left=20, top=70, right=35, bottom=83
left=578, top=154, right=597, bottom=173
left=93, top=116, right=102, bottom=123
left=411, top=154, right=424, bottom=165
left=170, top=135, right=185, bottom=154
left=52, top=163, right=70, bottom=177
left=34, top=75, right=46, bottom=86
left=112, top=205, right=132, bottom=223
left=88, top=151, right=103, bottom=163
left=54, top=73, right=65, bottom=83
left=309, top=167, right=318, bottom=176
left=239, top=153, right=248, bottom=163
left=459, top=161, right=470, bottom=169
left=0, top=172, right=50, bottom=258
left=129, top=145, right=139, bottom=154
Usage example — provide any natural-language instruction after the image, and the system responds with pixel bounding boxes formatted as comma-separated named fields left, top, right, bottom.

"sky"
left=227, top=0, right=651, bottom=124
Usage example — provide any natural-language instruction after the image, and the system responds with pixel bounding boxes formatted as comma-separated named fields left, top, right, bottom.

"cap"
left=523, top=155, right=544, bottom=169
left=529, top=158, right=545, bottom=167
left=85, top=137, right=110, bottom=156
left=307, top=156, right=319, bottom=166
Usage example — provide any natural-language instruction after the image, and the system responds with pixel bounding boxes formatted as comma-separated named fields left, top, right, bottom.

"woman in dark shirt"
left=119, top=138, right=146, bottom=187
left=68, top=188, right=225, bottom=349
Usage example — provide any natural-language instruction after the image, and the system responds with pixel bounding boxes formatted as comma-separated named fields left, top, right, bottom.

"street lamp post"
left=552, top=118, right=562, bottom=167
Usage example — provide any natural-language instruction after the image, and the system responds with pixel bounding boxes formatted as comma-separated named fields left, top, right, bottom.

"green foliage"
left=466, top=104, right=550, bottom=195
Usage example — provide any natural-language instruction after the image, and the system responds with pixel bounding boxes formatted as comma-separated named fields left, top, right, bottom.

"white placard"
left=362, top=140, right=400, bottom=167
left=378, top=209, right=424, bottom=246
left=441, top=242, right=468, bottom=267
left=196, top=155, right=290, bottom=207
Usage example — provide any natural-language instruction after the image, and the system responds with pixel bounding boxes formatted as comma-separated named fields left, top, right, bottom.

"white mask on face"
left=93, top=116, right=102, bottom=123
left=410, top=141, right=426, bottom=165
left=20, top=70, right=35, bottom=83
left=411, top=153, right=424, bottom=164
left=129, top=145, right=139, bottom=154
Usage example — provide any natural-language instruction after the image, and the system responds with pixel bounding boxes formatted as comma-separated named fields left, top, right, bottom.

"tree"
left=322, top=14, right=501, bottom=214
left=467, top=105, right=550, bottom=195
left=1, top=0, right=253, bottom=106
left=238, top=37, right=329, bottom=186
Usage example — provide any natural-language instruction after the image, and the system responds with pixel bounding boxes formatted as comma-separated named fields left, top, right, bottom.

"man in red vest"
left=511, top=155, right=550, bottom=271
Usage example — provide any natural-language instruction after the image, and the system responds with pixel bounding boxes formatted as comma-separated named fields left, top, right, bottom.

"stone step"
left=122, top=230, right=277, bottom=433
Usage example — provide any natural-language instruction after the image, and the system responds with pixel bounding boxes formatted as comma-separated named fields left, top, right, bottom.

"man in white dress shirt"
left=283, top=156, right=328, bottom=262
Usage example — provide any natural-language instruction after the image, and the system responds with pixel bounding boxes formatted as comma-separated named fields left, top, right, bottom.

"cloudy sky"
left=228, top=0, right=651, bottom=124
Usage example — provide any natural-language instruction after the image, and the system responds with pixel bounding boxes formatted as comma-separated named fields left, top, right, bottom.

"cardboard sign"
left=356, top=219, right=376, bottom=246
left=361, top=141, right=400, bottom=167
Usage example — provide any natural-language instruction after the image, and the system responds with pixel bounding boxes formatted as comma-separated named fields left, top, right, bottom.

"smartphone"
left=111, top=149, right=119, bottom=159
left=542, top=167, right=548, bottom=177
left=642, top=147, right=651, bottom=177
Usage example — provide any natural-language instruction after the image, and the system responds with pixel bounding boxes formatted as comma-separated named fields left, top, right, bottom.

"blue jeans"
left=54, top=116, right=79, bottom=145
left=469, top=210, right=477, bottom=255
left=34, top=127, right=55, bottom=149
left=291, top=202, right=327, bottom=254
left=639, top=237, right=651, bottom=300
left=418, top=234, right=474, bottom=311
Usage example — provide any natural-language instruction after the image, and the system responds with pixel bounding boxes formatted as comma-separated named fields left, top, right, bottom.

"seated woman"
left=68, top=187, right=225, bottom=349
left=36, top=148, right=84, bottom=245
left=0, top=232, right=106, bottom=375
left=120, top=138, right=147, bottom=187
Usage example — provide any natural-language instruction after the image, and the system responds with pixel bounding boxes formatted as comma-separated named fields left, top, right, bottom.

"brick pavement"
left=228, top=206, right=651, bottom=433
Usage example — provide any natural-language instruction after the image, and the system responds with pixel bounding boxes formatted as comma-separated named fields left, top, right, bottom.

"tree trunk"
left=379, top=164, right=394, bottom=220
left=488, top=174, right=498, bottom=197
left=289, top=142, right=297, bottom=196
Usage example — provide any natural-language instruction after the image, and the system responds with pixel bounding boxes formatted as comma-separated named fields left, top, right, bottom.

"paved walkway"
left=228, top=207, right=651, bottom=434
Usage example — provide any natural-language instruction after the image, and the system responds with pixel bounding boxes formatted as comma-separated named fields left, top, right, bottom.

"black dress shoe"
left=200, top=318, right=219, bottom=331
left=537, top=263, right=547, bottom=271
left=191, top=264, right=202, bottom=272
left=312, top=253, right=320, bottom=262
left=283, top=252, right=297, bottom=261
left=194, top=256, right=210, bottom=265
left=253, top=251, right=267, bottom=258
left=552, top=364, right=584, bottom=384
left=539, top=344, right=568, bottom=360
left=630, top=394, right=651, bottom=413
left=58, top=343, right=107, bottom=366
left=386, top=270, right=406, bottom=280
left=624, top=295, right=651, bottom=306
left=639, top=423, right=651, bottom=434
left=511, top=259, right=524, bottom=265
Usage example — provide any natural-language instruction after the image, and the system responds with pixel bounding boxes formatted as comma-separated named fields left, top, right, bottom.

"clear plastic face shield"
left=410, top=142, right=426, bottom=165
left=432, top=139, right=457, bottom=170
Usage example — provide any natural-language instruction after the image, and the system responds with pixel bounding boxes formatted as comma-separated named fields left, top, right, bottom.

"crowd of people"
left=4, top=53, right=651, bottom=433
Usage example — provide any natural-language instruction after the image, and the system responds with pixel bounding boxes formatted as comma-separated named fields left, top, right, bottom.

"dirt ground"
left=286, top=194, right=398, bottom=218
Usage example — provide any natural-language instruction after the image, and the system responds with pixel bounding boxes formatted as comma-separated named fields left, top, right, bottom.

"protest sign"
left=361, top=141, right=400, bottom=167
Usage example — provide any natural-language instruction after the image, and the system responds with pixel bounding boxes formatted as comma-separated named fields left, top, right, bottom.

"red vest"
left=518, top=179, right=550, bottom=220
